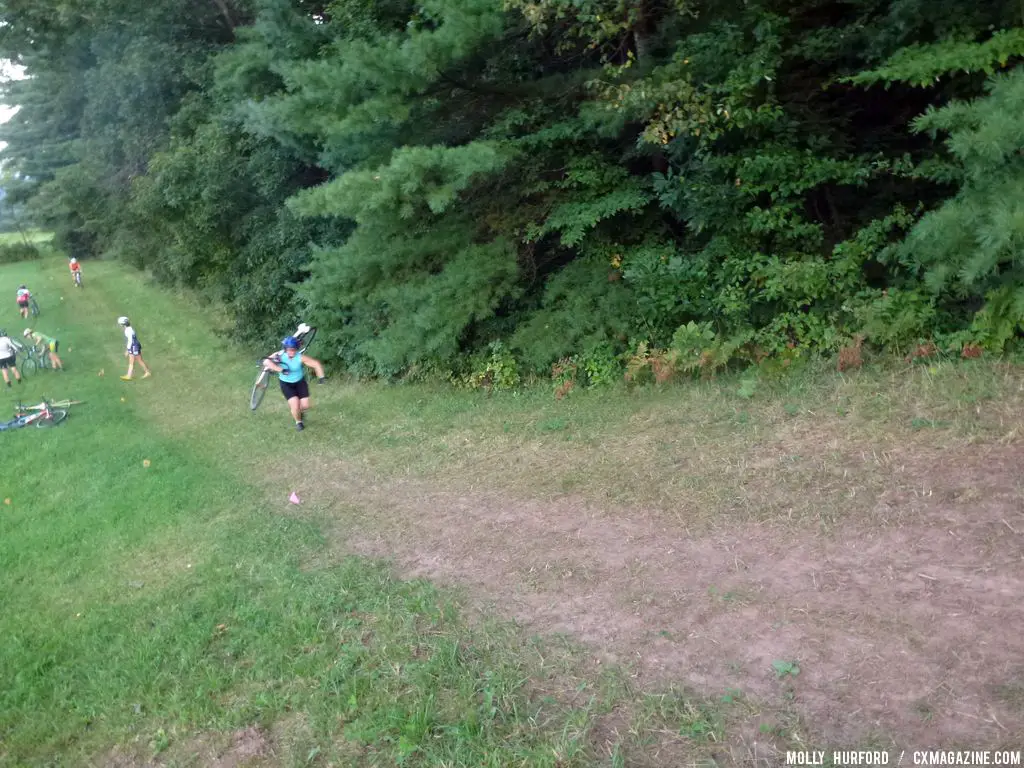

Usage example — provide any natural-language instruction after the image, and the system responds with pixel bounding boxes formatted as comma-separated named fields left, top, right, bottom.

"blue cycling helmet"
left=282, top=335, right=299, bottom=349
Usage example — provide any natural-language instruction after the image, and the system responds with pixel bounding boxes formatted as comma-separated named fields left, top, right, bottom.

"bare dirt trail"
left=298, top=440, right=1024, bottom=749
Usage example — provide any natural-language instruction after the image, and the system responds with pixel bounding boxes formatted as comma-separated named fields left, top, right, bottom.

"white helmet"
left=117, top=316, right=130, bottom=326
left=23, top=328, right=31, bottom=337
left=70, top=257, right=78, bottom=264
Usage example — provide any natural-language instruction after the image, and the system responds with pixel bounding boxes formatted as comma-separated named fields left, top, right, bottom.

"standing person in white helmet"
left=0, top=329, right=24, bottom=387
left=117, top=316, right=151, bottom=380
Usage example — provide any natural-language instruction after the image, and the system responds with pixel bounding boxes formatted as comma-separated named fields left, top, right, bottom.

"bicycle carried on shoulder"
left=249, top=323, right=316, bottom=411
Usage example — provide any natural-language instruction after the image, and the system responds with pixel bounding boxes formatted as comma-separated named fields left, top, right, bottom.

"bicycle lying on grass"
left=1, top=399, right=83, bottom=430
left=249, top=323, right=316, bottom=411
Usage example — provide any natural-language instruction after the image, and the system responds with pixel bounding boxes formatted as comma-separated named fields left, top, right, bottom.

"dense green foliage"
left=3, top=0, right=1024, bottom=376
left=0, top=241, right=40, bottom=263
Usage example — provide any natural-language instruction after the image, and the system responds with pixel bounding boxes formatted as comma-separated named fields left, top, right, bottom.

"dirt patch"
left=292, top=439, right=1024, bottom=748
left=99, top=726, right=272, bottom=768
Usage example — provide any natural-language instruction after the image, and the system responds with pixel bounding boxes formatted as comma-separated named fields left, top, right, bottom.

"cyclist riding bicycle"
left=16, top=285, right=31, bottom=319
left=261, top=333, right=325, bottom=431
left=69, top=258, right=82, bottom=285
left=23, top=328, right=64, bottom=370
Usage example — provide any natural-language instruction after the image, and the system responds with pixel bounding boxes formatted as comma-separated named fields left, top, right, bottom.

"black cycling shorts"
left=280, top=378, right=309, bottom=401
left=0, top=355, right=14, bottom=369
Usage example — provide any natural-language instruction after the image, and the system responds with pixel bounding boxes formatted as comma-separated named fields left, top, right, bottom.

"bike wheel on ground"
left=29, top=298, right=39, bottom=316
left=35, top=408, right=67, bottom=428
left=250, top=367, right=270, bottom=411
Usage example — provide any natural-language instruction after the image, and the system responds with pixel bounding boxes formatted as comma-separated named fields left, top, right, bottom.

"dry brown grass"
left=127, top=356, right=1024, bottom=757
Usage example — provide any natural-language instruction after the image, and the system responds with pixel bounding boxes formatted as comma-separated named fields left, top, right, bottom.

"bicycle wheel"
left=19, top=357, right=36, bottom=376
left=29, top=298, right=39, bottom=317
left=36, top=408, right=67, bottom=428
left=250, top=368, right=270, bottom=411
left=297, top=326, right=317, bottom=354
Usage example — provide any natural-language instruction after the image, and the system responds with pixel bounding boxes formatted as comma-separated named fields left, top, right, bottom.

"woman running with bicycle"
left=262, top=334, right=325, bottom=431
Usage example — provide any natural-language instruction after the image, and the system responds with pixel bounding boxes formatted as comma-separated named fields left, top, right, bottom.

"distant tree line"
left=2, top=0, right=1022, bottom=381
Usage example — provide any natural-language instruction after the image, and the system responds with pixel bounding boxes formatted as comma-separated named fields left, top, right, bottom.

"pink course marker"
left=289, top=492, right=301, bottom=505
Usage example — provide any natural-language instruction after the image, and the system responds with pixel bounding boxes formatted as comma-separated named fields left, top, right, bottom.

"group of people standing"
left=2, top=257, right=326, bottom=431
left=1, top=282, right=65, bottom=387
left=1, top=260, right=151, bottom=389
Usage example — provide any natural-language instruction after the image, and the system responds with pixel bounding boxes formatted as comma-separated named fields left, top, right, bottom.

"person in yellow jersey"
left=22, top=328, right=64, bottom=370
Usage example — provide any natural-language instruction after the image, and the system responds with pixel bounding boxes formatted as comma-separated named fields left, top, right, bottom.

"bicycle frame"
left=13, top=400, right=66, bottom=428
left=19, top=343, right=50, bottom=371
left=48, top=399, right=83, bottom=408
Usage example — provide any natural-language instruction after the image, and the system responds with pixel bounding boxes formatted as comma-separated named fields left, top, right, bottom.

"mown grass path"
left=2, top=258, right=1022, bottom=767
left=0, top=260, right=635, bottom=767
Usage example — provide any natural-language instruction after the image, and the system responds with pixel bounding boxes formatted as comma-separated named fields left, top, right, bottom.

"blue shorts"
left=129, top=341, right=141, bottom=356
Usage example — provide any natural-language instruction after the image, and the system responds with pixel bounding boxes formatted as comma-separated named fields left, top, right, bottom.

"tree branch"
left=210, top=0, right=237, bottom=32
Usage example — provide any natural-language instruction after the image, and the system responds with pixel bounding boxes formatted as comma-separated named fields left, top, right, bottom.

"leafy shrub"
left=669, top=322, right=754, bottom=375
left=0, top=243, right=41, bottom=263
left=624, top=341, right=680, bottom=385
left=757, top=346, right=808, bottom=378
left=550, top=357, right=578, bottom=399
left=852, top=289, right=938, bottom=349
left=463, top=341, right=521, bottom=392
left=968, top=285, right=1024, bottom=351
left=578, top=343, right=621, bottom=388
left=511, top=255, right=638, bottom=373
left=671, top=321, right=717, bottom=366
left=549, top=344, right=622, bottom=398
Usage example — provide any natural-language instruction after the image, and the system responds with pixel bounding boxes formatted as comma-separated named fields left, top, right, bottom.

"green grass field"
left=0, top=257, right=708, bottom=767
left=2, top=255, right=1022, bottom=766
left=0, top=229, right=54, bottom=246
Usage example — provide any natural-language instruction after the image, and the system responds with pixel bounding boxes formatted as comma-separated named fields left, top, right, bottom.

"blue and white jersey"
left=124, top=325, right=141, bottom=352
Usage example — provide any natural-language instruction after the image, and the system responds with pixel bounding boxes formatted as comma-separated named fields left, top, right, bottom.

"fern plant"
left=903, top=68, right=1024, bottom=348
